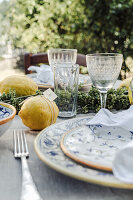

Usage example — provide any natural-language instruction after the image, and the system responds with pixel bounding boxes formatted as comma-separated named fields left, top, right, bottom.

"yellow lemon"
left=19, top=96, right=59, bottom=130
left=0, top=75, right=38, bottom=96
left=128, top=87, right=132, bottom=104
left=119, top=77, right=132, bottom=90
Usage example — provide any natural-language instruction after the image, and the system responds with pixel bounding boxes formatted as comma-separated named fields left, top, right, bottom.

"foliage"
left=77, top=86, right=130, bottom=113
left=0, top=0, right=10, bottom=45
left=0, top=89, right=42, bottom=113
left=55, top=87, right=78, bottom=113
left=0, top=0, right=133, bottom=74
left=0, top=87, right=130, bottom=114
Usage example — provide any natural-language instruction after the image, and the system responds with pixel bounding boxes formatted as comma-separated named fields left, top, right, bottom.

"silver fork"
left=13, top=130, right=43, bottom=200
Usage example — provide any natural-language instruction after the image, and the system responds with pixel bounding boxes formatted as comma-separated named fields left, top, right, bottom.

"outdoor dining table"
left=1, top=114, right=133, bottom=200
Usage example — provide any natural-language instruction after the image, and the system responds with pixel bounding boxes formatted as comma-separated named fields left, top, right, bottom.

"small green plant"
left=77, top=86, right=130, bottom=113
left=0, top=90, right=42, bottom=113
left=0, top=87, right=130, bottom=114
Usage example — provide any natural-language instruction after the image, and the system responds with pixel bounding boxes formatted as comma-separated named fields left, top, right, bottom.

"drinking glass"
left=48, top=49, right=77, bottom=68
left=86, top=53, right=123, bottom=108
left=54, top=64, right=79, bottom=118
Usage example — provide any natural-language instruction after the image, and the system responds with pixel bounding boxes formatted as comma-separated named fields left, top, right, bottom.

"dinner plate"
left=34, top=116, right=133, bottom=189
left=60, top=125, right=132, bottom=171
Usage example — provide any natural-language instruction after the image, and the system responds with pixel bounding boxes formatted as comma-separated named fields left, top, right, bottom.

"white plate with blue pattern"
left=61, top=124, right=132, bottom=171
left=34, top=116, right=133, bottom=189
left=0, top=102, right=16, bottom=137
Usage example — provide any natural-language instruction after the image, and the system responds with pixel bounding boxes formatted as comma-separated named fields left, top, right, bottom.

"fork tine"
left=20, top=130, right=24, bottom=154
left=13, top=130, right=29, bottom=158
left=23, top=131, right=29, bottom=155
left=13, top=130, right=17, bottom=156
left=17, top=130, right=21, bottom=155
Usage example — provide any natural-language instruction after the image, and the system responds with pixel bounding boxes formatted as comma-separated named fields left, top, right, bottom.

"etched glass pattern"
left=48, top=49, right=77, bottom=67
left=86, top=53, right=123, bottom=108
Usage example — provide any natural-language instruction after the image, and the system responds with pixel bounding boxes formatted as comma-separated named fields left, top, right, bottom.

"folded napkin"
left=28, top=64, right=54, bottom=85
left=87, top=106, right=133, bottom=132
left=87, top=106, right=133, bottom=183
left=113, top=141, right=133, bottom=183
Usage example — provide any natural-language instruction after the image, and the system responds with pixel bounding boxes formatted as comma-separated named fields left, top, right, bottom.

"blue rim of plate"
left=34, top=116, right=133, bottom=189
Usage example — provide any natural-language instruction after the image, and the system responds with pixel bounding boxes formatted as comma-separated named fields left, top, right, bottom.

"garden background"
left=0, top=0, right=133, bottom=79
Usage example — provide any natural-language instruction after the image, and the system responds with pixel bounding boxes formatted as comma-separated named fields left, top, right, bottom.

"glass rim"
left=48, top=48, right=77, bottom=53
left=53, top=64, right=79, bottom=69
left=86, top=53, right=123, bottom=57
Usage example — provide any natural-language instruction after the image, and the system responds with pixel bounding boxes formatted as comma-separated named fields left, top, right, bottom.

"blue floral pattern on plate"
left=0, top=105, right=13, bottom=119
left=34, top=117, right=133, bottom=189
left=61, top=125, right=131, bottom=170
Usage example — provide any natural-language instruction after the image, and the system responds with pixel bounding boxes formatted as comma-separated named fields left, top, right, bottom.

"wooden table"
left=0, top=115, right=133, bottom=200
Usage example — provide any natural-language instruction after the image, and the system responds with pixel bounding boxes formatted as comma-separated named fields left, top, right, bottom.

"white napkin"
left=87, top=106, right=133, bottom=183
left=87, top=106, right=133, bottom=132
left=28, top=64, right=54, bottom=85
left=113, top=141, right=133, bottom=183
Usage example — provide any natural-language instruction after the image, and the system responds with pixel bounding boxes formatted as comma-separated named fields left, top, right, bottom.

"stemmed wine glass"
left=86, top=53, right=123, bottom=108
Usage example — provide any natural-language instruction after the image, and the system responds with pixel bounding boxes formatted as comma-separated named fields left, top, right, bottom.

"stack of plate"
left=34, top=116, right=133, bottom=189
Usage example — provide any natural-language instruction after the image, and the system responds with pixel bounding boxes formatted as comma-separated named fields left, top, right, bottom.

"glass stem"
left=100, top=92, right=107, bottom=108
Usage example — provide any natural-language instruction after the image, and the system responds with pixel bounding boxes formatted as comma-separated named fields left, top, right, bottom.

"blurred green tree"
left=0, top=0, right=133, bottom=76
left=0, top=0, right=10, bottom=46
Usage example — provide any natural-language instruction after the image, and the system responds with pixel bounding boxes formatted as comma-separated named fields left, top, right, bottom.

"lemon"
left=119, top=77, right=132, bottom=90
left=0, top=75, right=38, bottom=96
left=19, top=96, right=59, bottom=130
left=128, top=87, right=132, bottom=104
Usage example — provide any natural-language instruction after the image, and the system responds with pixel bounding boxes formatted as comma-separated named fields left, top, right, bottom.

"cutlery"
left=13, top=130, right=43, bottom=200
